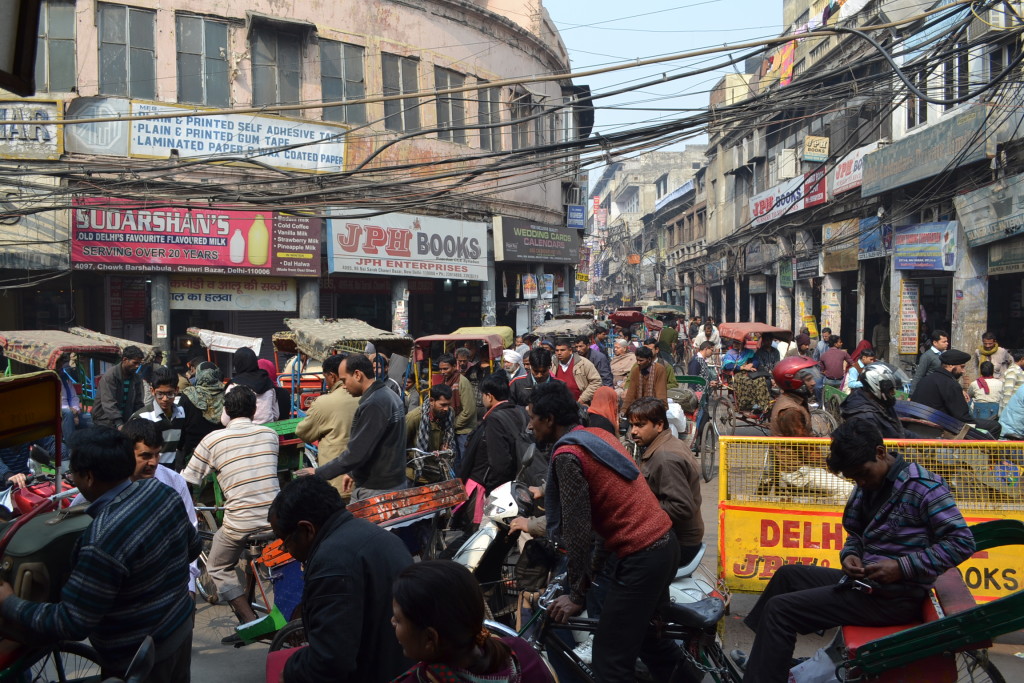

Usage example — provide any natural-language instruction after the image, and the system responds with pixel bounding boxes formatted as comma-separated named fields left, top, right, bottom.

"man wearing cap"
left=911, top=349, right=1001, bottom=436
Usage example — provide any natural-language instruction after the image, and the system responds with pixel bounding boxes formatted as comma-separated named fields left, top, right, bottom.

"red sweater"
left=553, top=358, right=581, bottom=400
left=556, top=428, right=671, bottom=557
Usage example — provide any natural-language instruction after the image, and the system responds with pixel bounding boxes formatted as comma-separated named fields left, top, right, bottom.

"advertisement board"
left=858, top=215, right=892, bottom=260
left=567, top=204, right=586, bottom=229
left=988, top=235, right=1024, bottom=275
left=795, top=255, right=820, bottom=280
left=830, top=141, right=878, bottom=195
left=802, top=135, right=829, bottom=162
left=493, top=216, right=581, bottom=264
left=899, top=280, right=920, bottom=355
left=748, top=274, right=768, bottom=294
left=129, top=102, right=348, bottom=173
left=720, top=504, right=1020, bottom=602
left=72, top=199, right=321, bottom=276
left=0, top=100, right=63, bottom=160
left=750, top=172, right=827, bottom=226
left=326, top=212, right=487, bottom=280
left=0, top=176, right=69, bottom=270
left=822, top=219, right=859, bottom=273
left=893, top=221, right=958, bottom=271
left=778, top=260, right=794, bottom=288
left=953, top=172, right=1024, bottom=247
left=169, top=275, right=296, bottom=311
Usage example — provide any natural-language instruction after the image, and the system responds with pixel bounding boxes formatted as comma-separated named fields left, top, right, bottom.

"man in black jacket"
left=911, top=349, right=1001, bottom=436
left=299, top=354, right=407, bottom=501
left=509, top=347, right=562, bottom=407
left=92, top=346, right=146, bottom=430
left=268, top=476, right=412, bottom=683
left=841, top=362, right=916, bottom=439
left=574, top=336, right=613, bottom=387
left=461, top=372, right=529, bottom=493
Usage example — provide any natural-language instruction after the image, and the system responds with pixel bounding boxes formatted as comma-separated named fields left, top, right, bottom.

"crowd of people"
left=0, top=312, right=1013, bottom=683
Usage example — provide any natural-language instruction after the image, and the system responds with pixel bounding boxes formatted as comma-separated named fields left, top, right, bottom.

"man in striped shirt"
left=130, top=367, right=185, bottom=469
left=184, top=385, right=280, bottom=636
left=0, top=427, right=199, bottom=681
left=734, top=420, right=974, bottom=682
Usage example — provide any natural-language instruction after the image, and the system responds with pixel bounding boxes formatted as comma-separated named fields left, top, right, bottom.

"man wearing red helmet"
left=769, top=357, right=819, bottom=438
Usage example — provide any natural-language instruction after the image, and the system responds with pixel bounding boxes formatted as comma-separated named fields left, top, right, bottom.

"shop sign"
left=794, top=255, right=820, bottom=280
left=953, top=172, right=1024, bottom=247
left=567, top=205, right=586, bottom=229
left=744, top=239, right=777, bottom=271
left=575, top=271, right=589, bottom=282
left=71, top=199, right=322, bottom=277
left=750, top=172, right=826, bottom=226
left=899, top=280, right=920, bottom=355
left=129, top=102, right=348, bottom=173
left=493, top=216, right=581, bottom=264
left=706, top=257, right=726, bottom=283
left=64, top=97, right=130, bottom=156
left=988, top=235, right=1024, bottom=275
left=893, top=221, right=958, bottom=271
left=326, top=212, right=487, bottom=281
left=858, top=215, right=892, bottom=260
left=0, top=176, right=69, bottom=270
left=748, top=274, right=768, bottom=294
left=862, top=107, right=989, bottom=197
left=720, top=504, right=1019, bottom=601
left=830, top=141, right=878, bottom=195
left=778, top=260, right=794, bottom=288
left=169, top=275, right=296, bottom=311
left=0, top=100, right=62, bottom=160
left=802, top=135, right=829, bottom=162
left=822, top=219, right=859, bottom=273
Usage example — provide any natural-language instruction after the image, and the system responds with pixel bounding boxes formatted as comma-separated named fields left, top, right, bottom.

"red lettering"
left=733, top=554, right=760, bottom=578
left=761, top=519, right=780, bottom=547
left=385, top=228, right=413, bottom=258
left=336, top=223, right=362, bottom=253
left=782, top=520, right=800, bottom=548
left=822, top=523, right=843, bottom=550
left=760, top=555, right=784, bottom=579
left=362, top=225, right=388, bottom=254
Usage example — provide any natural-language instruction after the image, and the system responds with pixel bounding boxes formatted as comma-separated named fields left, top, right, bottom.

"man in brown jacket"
left=295, top=353, right=359, bottom=495
left=626, top=397, right=703, bottom=566
left=621, top=346, right=668, bottom=415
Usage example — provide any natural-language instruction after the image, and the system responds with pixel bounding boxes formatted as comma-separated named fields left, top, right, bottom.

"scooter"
left=0, top=445, right=76, bottom=518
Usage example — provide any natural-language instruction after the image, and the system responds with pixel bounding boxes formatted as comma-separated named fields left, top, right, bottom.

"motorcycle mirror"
left=29, top=445, right=52, bottom=468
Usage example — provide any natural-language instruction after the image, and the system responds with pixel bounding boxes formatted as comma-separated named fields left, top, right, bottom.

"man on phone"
left=731, top=420, right=975, bottom=682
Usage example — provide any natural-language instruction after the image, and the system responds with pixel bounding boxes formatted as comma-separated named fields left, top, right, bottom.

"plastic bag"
left=666, top=400, right=688, bottom=438
left=788, top=647, right=840, bottom=683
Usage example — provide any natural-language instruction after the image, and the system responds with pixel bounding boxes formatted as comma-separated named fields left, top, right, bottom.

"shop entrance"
left=861, top=259, right=891, bottom=360
left=987, top=272, right=1024, bottom=349
left=839, top=270, right=859, bottom=346
left=912, top=275, right=954, bottom=342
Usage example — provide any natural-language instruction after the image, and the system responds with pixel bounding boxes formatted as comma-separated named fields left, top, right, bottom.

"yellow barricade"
left=718, top=436, right=1024, bottom=602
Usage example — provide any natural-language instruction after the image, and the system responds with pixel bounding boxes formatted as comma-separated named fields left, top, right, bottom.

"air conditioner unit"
left=968, top=1, right=1023, bottom=40
left=744, top=131, right=766, bottom=163
left=778, top=148, right=799, bottom=179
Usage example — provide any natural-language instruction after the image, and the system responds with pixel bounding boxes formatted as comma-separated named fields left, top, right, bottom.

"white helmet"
left=861, top=362, right=898, bottom=406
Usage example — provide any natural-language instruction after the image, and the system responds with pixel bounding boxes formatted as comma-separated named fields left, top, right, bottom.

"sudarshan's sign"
left=326, top=211, right=487, bottom=280
left=71, top=199, right=321, bottom=276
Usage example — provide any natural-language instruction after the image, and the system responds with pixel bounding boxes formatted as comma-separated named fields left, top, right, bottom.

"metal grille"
left=720, top=436, right=1024, bottom=514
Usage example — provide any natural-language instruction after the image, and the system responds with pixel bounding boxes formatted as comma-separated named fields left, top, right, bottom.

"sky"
left=543, top=0, right=784, bottom=152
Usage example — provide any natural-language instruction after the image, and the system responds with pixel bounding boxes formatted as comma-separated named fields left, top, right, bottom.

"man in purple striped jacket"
left=733, top=420, right=975, bottom=683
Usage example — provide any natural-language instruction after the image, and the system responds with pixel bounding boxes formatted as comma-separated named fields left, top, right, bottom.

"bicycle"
left=0, top=641, right=103, bottom=683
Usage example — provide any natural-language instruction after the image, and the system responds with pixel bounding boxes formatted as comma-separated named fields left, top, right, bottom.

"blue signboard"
left=893, top=221, right=958, bottom=271
left=858, top=216, right=892, bottom=260
left=567, top=205, right=586, bottom=229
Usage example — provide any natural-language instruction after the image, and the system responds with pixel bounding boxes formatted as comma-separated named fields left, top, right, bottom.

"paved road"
left=190, top=468, right=1024, bottom=682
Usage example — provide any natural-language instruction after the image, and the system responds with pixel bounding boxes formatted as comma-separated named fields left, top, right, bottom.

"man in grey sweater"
left=911, top=329, right=948, bottom=393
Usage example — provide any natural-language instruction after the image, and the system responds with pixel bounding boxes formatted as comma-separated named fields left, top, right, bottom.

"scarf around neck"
left=979, top=344, right=1001, bottom=358
left=417, top=398, right=455, bottom=453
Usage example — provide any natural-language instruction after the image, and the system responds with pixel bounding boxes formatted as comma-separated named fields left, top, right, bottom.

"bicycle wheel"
left=700, top=421, right=718, bottom=483
left=196, top=509, right=219, bottom=605
left=956, top=650, right=1005, bottom=683
left=268, top=619, right=307, bottom=652
left=29, top=641, right=101, bottom=683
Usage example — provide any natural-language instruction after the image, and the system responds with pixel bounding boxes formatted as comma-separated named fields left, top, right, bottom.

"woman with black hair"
left=390, top=560, right=553, bottom=682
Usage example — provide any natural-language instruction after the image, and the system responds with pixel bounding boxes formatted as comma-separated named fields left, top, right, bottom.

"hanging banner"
left=858, top=216, right=892, bottom=260
left=542, top=274, right=555, bottom=299
left=899, top=280, right=920, bottom=355
left=169, top=275, right=296, bottom=311
left=326, top=211, right=487, bottom=281
left=822, top=219, right=859, bottom=273
left=893, top=221, right=958, bottom=271
left=71, top=199, right=321, bottom=276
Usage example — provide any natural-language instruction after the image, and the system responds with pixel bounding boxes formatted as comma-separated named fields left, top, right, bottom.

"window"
left=477, top=84, right=501, bottom=150
left=382, top=53, right=420, bottom=132
left=655, top=174, right=669, bottom=198
left=942, top=42, right=970, bottom=111
left=176, top=15, right=229, bottom=107
left=691, top=161, right=701, bottom=169
left=906, top=69, right=929, bottom=129
left=510, top=90, right=533, bottom=150
left=252, top=26, right=302, bottom=116
left=320, top=40, right=365, bottom=124
left=434, top=67, right=465, bottom=143
left=35, top=0, right=76, bottom=92
left=98, top=4, right=155, bottom=99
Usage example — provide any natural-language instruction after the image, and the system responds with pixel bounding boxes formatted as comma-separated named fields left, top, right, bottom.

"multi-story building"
left=1, top=0, right=589, bottom=356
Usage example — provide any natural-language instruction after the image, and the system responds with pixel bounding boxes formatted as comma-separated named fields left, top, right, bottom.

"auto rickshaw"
left=412, top=331, right=505, bottom=405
